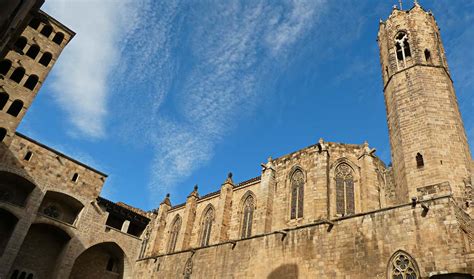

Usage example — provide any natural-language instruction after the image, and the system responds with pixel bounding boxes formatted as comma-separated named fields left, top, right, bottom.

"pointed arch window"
left=335, top=163, right=355, bottom=216
left=167, top=215, right=181, bottom=253
left=200, top=206, right=214, bottom=247
left=388, top=251, right=420, bottom=279
left=290, top=169, right=304, bottom=219
left=241, top=195, right=255, bottom=238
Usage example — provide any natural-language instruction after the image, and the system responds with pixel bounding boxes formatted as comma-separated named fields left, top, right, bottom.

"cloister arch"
left=38, top=191, right=84, bottom=225
left=0, top=171, right=36, bottom=207
left=70, top=242, right=129, bottom=279
left=9, top=223, right=71, bottom=279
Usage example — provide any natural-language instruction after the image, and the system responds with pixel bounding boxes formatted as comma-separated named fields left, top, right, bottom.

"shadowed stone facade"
left=0, top=1, right=473, bottom=279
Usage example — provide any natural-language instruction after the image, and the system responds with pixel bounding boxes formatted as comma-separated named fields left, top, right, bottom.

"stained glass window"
left=167, top=215, right=181, bottom=253
left=388, top=251, right=419, bottom=279
left=200, top=206, right=214, bottom=247
left=335, top=163, right=355, bottom=216
left=290, top=169, right=304, bottom=219
left=241, top=195, right=255, bottom=238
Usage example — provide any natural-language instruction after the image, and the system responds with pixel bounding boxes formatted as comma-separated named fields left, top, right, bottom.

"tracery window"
left=395, top=32, right=411, bottom=69
left=290, top=169, right=304, bottom=219
left=388, top=251, right=419, bottom=279
left=200, top=206, right=214, bottom=247
left=241, top=195, right=255, bottom=238
left=335, top=163, right=355, bottom=216
left=43, top=204, right=60, bottom=219
left=167, top=215, right=181, bottom=253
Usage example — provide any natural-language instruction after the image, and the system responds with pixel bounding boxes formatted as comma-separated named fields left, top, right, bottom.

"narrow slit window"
left=0, top=92, right=9, bottom=110
left=424, top=49, right=432, bottom=64
left=26, top=45, right=40, bottom=59
left=0, top=59, right=12, bottom=76
left=10, top=67, right=25, bottom=83
left=24, top=75, right=39, bottom=90
left=72, top=173, right=79, bottom=182
left=40, top=25, right=53, bottom=38
left=24, top=151, right=33, bottom=161
left=39, top=52, right=53, bottom=67
left=416, top=153, right=424, bottom=168
left=7, top=100, right=23, bottom=117
left=53, top=32, right=65, bottom=45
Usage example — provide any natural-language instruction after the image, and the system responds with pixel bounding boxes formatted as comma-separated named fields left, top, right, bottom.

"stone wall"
left=145, top=141, right=389, bottom=258
left=0, top=134, right=146, bottom=279
left=135, top=196, right=473, bottom=278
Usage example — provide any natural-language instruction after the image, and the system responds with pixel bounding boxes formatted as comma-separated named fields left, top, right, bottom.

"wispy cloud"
left=43, top=0, right=143, bottom=139
left=109, top=0, right=327, bottom=201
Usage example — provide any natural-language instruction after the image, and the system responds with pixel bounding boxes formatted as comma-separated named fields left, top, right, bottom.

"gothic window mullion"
left=297, top=182, right=304, bottom=218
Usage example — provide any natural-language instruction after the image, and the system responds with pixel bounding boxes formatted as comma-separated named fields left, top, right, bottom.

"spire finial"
left=399, top=0, right=403, bottom=10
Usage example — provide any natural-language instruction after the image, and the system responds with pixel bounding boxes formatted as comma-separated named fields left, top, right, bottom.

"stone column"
left=357, top=142, right=380, bottom=212
left=181, top=186, right=199, bottom=250
left=121, top=220, right=130, bottom=233
left=214, top=173, right=234, bottom=242
left=257, top=157, right=276, bottom=234
left=150, top=194, right=171, bottom=255
left=315, top=138, right=330, bottom=219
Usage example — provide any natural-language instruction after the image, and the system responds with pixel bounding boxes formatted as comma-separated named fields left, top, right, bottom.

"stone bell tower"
left=377, top=2, right=472, bottom=204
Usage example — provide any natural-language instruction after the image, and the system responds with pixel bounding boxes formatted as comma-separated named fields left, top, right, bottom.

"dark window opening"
left=18, top=271, right=26, bottom=279
left=425, top=49, right=432, bottom=64
left=0, top=60, right=12, bottom=76
left=29, top=18, right=41, bottom=29
left=52, top=32, right=64, bottom=45
left=24, top=75, right=39, bottom=90
left=71, top=173, right=79, bottom=182
left=106, top=257, right=116, bottom=272
left=14, top=37, right=27, bottom=52
left=10, top=67, right=25, bottom=83
left=39, top=52, right=52, bottom=67
left=0, top=92, right=9, bottom=110
left=26, top=45, right=40, bottom=59
left=7, top=100, right=23, bottom=117
left=416, top=153, right=424, bottom=168
left=40, top=25, right=53, bottom=38
left=10, top=269, right=19, bottom=279
left=385, top=66, right=389, bottom=78
left=24, top=151, right=33, bottom=161
left=26, top=274, right=33, bottom=279
left=0, top=128, right=6, bottom=142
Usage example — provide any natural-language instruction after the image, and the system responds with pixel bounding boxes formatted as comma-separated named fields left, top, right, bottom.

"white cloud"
left=124, top=0, right=327, bottom=201
left=43, top=0, right=143, bottom=138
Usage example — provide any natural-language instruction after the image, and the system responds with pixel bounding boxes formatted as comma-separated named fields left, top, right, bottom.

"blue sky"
left=19, top=0, right=473, bottom=210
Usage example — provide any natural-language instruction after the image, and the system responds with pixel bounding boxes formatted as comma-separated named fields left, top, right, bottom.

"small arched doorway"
left=9, top=223, right=71, bottom=278
left=70, top=242, right=127, bottom=279
left=0, top=208, right=18, bottom=256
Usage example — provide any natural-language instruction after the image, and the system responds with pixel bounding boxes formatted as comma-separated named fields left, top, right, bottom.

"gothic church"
left=0, top=1, right=473, bottom=278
